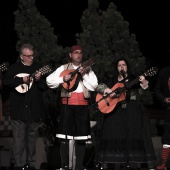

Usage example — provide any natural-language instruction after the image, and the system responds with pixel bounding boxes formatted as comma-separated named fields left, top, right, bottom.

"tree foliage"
left=76, top=0, right=153, bottom=104
left=77, top=0, right=146, bottom=82
left=14, top=0, right=63, bottom=68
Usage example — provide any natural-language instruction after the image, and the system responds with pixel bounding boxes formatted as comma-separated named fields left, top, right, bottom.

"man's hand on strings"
left=78, top=66, right=86, bottom=76
left=63, top=74, right=72, bottom=82
left=35, top=71, right=41, bottom=82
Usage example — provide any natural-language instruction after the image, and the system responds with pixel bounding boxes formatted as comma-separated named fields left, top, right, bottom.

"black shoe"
left=29, top=168, right=36, bottom=170
left=23, top=164, right=30, bottom=170
left=95, top=163, right=101, bottom=170
left=62, top=166, right=69, bottom=170
left=14, top=167, right=23, bottom=170
left=22, top=166, right=35, bottom=170
left=75, top=165, right=85, bottom=170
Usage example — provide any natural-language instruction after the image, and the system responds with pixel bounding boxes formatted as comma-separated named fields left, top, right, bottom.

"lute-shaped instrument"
left=60, top=57, right=96, bottom=92
left=15, top=65, right=52, bottom=93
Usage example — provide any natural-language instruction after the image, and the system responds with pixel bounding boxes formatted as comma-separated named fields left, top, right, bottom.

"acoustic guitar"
left=60, top=57, right=96, bottom=92
left=0, top=62, right=9, bottom=72
left=96, top=67, right=158, bottom=114
left=15, top=65, right=51, bottom=93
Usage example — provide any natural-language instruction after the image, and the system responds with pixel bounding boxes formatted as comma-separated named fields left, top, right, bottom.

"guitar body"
left=60, top=69, right=79, bottom=91
left=96, top=83, right=126, bottom=114
left=15, top=73, right=33, bottom=93
left=96, top=67, right=158, bottom=114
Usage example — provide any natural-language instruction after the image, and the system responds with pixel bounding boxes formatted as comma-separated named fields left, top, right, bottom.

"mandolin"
left=96, top=67, right=158, bottom=114
left=60, top=57, right=96, bottom=92
left=15, top=65, right=51, bottom=93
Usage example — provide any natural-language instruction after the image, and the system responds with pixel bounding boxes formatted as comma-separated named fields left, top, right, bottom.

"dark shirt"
left=3, top=61, right=48, bottom=122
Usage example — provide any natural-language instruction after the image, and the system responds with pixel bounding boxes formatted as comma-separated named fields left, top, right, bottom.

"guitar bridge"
left=104, top=98, right=110, bottom=106
left=21, top=85, right=25, bottom=90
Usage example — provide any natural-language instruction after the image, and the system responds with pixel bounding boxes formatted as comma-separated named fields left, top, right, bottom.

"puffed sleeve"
left=96, top=83, right=108, bottom=94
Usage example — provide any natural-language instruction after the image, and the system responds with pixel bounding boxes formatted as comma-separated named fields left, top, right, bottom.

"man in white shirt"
left=46, top=45, right=98, bottom=170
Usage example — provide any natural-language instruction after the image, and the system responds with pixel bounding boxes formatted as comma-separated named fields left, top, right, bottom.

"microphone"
left=120, top=69, right=125, bottom=79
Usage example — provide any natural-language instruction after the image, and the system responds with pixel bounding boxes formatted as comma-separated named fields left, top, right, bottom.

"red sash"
left=62, top=92, right=88, bottom=105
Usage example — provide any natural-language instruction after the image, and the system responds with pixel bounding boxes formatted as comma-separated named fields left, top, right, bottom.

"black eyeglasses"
left=22, top=54, right=34, bottom=58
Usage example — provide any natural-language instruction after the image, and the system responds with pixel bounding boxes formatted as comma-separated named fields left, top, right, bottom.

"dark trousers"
left=11, top=119, right=39, bottom=168
left=162, top=109, right=170, bottom=144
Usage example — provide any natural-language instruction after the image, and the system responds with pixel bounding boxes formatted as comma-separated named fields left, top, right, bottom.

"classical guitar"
left=15, top=65, right=52, bottom=93
left=0, top=62, right=9, bottom=72
left=60, top=57, right=96, bottom=92
left=96, top=67, right=158, bottom=114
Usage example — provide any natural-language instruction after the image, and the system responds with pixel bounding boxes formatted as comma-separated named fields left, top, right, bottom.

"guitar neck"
left=70, top=66, right=81, bottom=77
left=0, top=62, right=9, bottom=72
left=126, top=67, right=158, bottom=89
left=30, top=72, right=36, bottom=78
left=30, top=65, right=51, bottom=78
left=126, top=73, right=148, bottom=89
left=126, top=77, right=139, bottom=89
left=70, top=57, right=95, bottom=77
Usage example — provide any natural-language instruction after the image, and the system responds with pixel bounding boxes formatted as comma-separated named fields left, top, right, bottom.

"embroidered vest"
left=61, top=63, right=91, bottom=98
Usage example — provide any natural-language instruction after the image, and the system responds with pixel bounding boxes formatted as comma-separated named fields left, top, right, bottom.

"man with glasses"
left=46, top=45, right=98, bottom=170
left=3, top=44, right=48, bottom=170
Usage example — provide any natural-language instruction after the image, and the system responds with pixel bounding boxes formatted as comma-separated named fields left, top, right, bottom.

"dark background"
left=0, top=0, right=169, bottom=69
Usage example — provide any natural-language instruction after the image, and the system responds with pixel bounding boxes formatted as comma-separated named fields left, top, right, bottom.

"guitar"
left=0, top=62, right=9, bottom=72
left=60, top=57, right=96, bottom=92
left=96, top=67, right=158, bottom=114
left=15, top=65, right=52, bottom=93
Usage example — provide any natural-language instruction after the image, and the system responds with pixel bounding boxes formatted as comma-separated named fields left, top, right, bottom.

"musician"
left=95, top=58, right=156, bottom=170
left=3, top=44, right=48, bottom=170
left=154, top=66, right=170, bottom=170
left=46, top=45, right=98, bottom=170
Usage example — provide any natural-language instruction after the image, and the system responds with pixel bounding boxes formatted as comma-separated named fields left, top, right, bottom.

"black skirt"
left=95, top=100, right=156, bottom=168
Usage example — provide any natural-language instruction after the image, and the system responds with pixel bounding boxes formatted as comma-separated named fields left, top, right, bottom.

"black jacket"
left=3, top=61, right=48, bottom=121
left=154, top=66, right=170, bottom=108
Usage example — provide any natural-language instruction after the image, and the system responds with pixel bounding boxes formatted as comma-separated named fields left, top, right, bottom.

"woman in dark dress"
left=95, top=58, right=156, bottom=170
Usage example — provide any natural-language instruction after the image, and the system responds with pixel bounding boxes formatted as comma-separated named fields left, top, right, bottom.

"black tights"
left=60, top=139, right=86, bottom=170
left=75, top=140, right=86, bottom=170
left=60, top=139, right=69, bottom=169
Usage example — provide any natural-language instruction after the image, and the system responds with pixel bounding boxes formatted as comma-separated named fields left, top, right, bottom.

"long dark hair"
left=113, top=58, right=133, bottom=79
